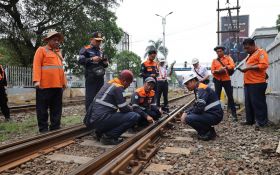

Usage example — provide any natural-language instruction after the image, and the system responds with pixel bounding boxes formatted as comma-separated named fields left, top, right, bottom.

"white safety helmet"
left=191, top=58, right=199, bottom=65
left=158, top=57, right=166, bottom=62
left=182, top=73, right=197, bottom=85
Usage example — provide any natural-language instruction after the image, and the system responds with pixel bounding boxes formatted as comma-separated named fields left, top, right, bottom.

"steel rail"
left=0, top=93, right=190, bottom=173
left=69, top=95, right=194, bottom=175
left=0, top=125, right=91, bottom=172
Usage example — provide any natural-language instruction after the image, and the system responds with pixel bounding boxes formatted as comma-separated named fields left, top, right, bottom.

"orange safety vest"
left=143, top=60, right=158, bottom=74
left=135, top=87, right=155, bottom=106
left=33, top=46, right=66, bottom=88
left=244, top=48, right=269, bottom=84
left=211, top=55, right=235, bottom=81
left=108, top=78, right=124, bottom=87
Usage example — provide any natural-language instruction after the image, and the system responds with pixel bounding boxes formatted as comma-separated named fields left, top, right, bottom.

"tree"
left=0, top=0, right=123, bottom=70
left=144, top=39, right=168, bottom=58
left=277, top=14, right=280, bottom=32
left=112, top=51, right=141, bottom=76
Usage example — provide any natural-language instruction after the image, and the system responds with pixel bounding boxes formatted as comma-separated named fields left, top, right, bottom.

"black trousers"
left=0, top=86, right=10, bottom=118
left=186, top=111, right=223, bottom=135
left=244, top=83, right=268, bottom=126
left=213, top=79, right=236, bottom=115
left=93, top=112, right=140, bottom=139
left=156, top=81, right=168, bottom=107
left=36, top=88, right=63, bottom=132
left=85, top=77, right=104, bottom=111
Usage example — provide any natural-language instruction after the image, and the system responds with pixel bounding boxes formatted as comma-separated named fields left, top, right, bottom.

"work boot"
left=100, top=135, right=123, bottom=145
left=4, top=117, right=12, bottom=122
left=197, top=128, right=216, bottom=141
left=92, top=130, right=102, bottom=141
left=240, top=121, right=254, bottom=126
left=162, top=106, right=169, bottom=113
left=232, top=114, right=238, bottom=122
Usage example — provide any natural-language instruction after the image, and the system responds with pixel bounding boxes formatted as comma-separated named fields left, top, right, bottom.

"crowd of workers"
left=0, top=30, right=269, bottom=144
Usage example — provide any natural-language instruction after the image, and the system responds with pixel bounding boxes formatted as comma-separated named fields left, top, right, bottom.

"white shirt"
left=157, top=65, right=168, bottom=81
left=192, top=65, right=209, bottom=81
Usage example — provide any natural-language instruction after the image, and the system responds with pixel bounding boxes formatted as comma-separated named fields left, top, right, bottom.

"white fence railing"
left=5, top=66, right=33, bottom=87
left=5, top=66, right=116, bottom=88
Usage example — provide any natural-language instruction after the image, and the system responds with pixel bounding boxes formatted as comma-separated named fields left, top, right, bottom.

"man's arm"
left=78, top=47, right=92, bottom=66
left=114, top=87, right=133, bottom=113
left=192, top=89, right=209, bottom=114
left=131, top=93, right=148, bottom=118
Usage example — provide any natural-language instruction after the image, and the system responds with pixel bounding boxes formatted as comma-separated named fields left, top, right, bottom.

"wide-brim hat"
left=43, top=31, right=64, bottom=42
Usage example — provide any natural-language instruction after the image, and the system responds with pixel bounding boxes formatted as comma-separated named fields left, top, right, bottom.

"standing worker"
left=131, top=77, right=161, bottom=126
left=238, top=38, right=269, bottom=129
left=156, top=57, right=175, bottom=112
left=191, top=58, right=210, bottom=84
left=78, top=32, right=108, bottom=111
left=180, top=74, right=223, bottom=141
left=140, top=49, right=159, bottom=83
left=211, top=46, right=237, bottom=122
left=33, top=30, right=67, bottom=133
left=0, top=64, right=11, bottom=121
left=84, top=70, right=140, bottom=145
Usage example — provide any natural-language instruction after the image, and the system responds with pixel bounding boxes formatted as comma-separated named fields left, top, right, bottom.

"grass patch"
left=0, top=115, right=83, bottom=142
left=0, top=116, right=37, bottom=142
left=61, top=115, right=83, bottom=126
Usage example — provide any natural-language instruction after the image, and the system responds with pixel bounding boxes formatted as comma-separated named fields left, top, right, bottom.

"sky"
left=113, top=0, right=280, bottom=67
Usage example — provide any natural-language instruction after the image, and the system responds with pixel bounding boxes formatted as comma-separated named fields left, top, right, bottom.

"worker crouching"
left=84, top=70, right=140, bottom=145
left=181, top=74, right=223, bottom=141
left=131, top=77, right=162, bottom=126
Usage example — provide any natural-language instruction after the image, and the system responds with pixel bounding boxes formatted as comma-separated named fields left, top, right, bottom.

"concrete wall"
left=266, top=34, right=280, bottom=123
left=7, top=88, right=86, bottom=105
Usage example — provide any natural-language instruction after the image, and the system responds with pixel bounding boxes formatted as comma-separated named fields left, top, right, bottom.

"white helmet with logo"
left=191, top=58, right=199, bottom=65
left=182, top=73, right=197, bottom=84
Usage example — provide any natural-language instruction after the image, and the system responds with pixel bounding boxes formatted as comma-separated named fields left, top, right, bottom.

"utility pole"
left=155, top=12, right=173, bottom=59
left=216, top=0, right=240, bottom=61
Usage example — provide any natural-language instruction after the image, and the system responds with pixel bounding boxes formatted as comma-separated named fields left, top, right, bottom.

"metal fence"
left=5, top=66, right=33, bottom=87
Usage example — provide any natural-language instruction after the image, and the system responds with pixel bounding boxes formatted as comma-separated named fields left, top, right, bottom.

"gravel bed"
left=141, top=111, right=280, bottom=175
left=1, top=95, right=191, bottom=175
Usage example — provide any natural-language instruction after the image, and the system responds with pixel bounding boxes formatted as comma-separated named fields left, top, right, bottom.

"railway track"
left=0, top=93, right=193, bottom=174
left=8, top=99, right=85, bottom=113
left=69, top=95, right=195, bottom=175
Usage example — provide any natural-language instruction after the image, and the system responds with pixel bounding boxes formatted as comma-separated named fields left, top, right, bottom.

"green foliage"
left=0, top=40, right=21, bottom=65
left=0, top=0, right=123, bottom=70
left=144, top=39, right=168, bottom=58
left=277, top=14, right=280, bottom=32
left=112, top=50, right=141, bottom=76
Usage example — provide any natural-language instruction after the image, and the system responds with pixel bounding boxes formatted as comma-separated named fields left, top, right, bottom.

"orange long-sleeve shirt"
left=244, top=48, right=269, bottom=84
left=33, top=45, right=67, bottom=88
left=211, top=55, right=235, bottom=81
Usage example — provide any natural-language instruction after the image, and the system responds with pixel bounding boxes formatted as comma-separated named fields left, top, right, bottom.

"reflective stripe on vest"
left=118, top=102, right=127, bottom=108
left=95, top=83, right=127, bottom=109
left=132, top=104, right=146, bottom=110
left=101, top=84, right=114, bottom=100
left=41, top=65, right=64, bottom=70
left=204, top=100, right=220, bottom=111
left=95, top=99, right=117, bottom=109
